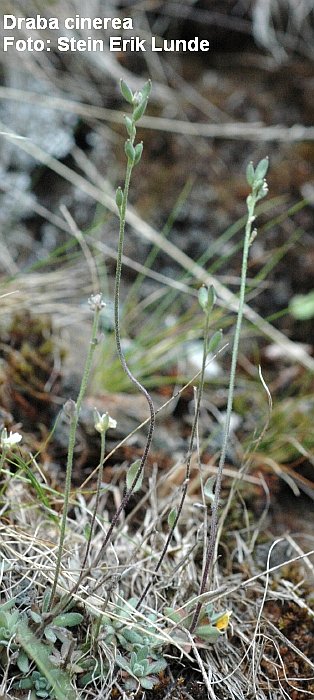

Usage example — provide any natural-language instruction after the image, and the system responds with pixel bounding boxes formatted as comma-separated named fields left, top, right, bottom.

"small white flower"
left=94, top=410, right=117, bottom=434
left=88, top=294, right=106, bottom=311
left=133, top=90, right=143, bottom=105
left=1, top=430, right=22, bottom=448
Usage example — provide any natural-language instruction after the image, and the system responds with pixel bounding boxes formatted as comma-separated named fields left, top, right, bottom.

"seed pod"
left=207, top=329, right=223, bottom=354
left=134, top=142, right=143, bottom=165
left=124, top=115, right=135, bottom=138
left=198, top=285, right=216, bottom=313
left=116, top=186, right=123, bottom=210
left=254, top=156, right=269, bottom=181
left=246, top=161, right=255, bottom=187
left=120, top=79, right=133, bottom=104
left=133, top=98, right=148, bottom=122
left=141, top=79, right=152, bottom=101
left=124, top=139, right=135, bottom=163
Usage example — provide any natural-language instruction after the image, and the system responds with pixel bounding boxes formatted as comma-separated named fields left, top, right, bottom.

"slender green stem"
left=136, top=307, right=212, bottom=609
left=90, top=157, right=155, bottom=575
left=190, top=194, right=260, bottom=633
left=49, top=305, right=101, bottom=610
left=79, top=430, right=106, bottom=577
left=0, top=449, right=7, bottom=473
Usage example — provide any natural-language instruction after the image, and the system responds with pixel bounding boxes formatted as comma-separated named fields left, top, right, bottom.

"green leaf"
left=16, top=619, right=76, bottom=700
left=0, top=598, right=17, bottom=613
left=116, top=653, right=131, bottom=672
left=140, top=676, right=156, bottom=689
left=16, top=649, right=30, bottom=673
left=167, top=507, right=177, bottom=530
left=13, top=677, right=33, bottom=690
left=53, top=612, right=83, bottom=628
left=135, top=645, right=149, bottom=662
left=195, top=624, right=221, bottom=643
left=44, top=627, right=57, bottom=643
left=126, top=459, right=143, bottom=493
left=123, top=628, right=143, bottom=644
left=203, top=475, right=216, bottom=504
left=164, top=607, right=181, bottom=624
left=29, top=610, right=42, bottom=624
left=120, top=79, right=133, bottom=104
left=147, top=658, right=167, bottom=674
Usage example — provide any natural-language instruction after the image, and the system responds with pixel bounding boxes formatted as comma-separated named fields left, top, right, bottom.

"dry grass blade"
left=1, top=87, right=314, bottom=141
left=1, top=121, right=313, bottom=371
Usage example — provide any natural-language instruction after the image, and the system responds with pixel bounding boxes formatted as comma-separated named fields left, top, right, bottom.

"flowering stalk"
left=48, top=294, right=104, bottom=611
left=46, top=83, right=153, bottom=616
left=79, top=411, right=116, bottom=575
left=89, top=80, right=155, bottom=575
left=190, top=157, right=269, bottom=633
left=136, top=288, right=222, bottom=609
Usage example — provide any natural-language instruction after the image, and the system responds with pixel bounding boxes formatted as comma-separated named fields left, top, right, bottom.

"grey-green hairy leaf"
left=167, top=508, right=177, bottom=530
left=16, top=650, right=30, bottom=673
left=126, top=459, right=143, bottom=492
left=204, top=475, right=216, bottom=504
left=195, top=624, right=221, bottom=643
left=53, top=612, right=83, bottom=627
left=16, top=618, right=76, bottom=700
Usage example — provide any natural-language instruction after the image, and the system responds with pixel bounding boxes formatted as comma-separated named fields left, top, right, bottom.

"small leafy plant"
left=116, top=646, right=167, bottom=691
left=0, top=77, right=275, bottom=699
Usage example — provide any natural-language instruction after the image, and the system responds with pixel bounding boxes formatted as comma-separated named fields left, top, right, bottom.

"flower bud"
left=94, top=410, right=117, bottom=434
left=63, top=399, right=77, bottom=420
